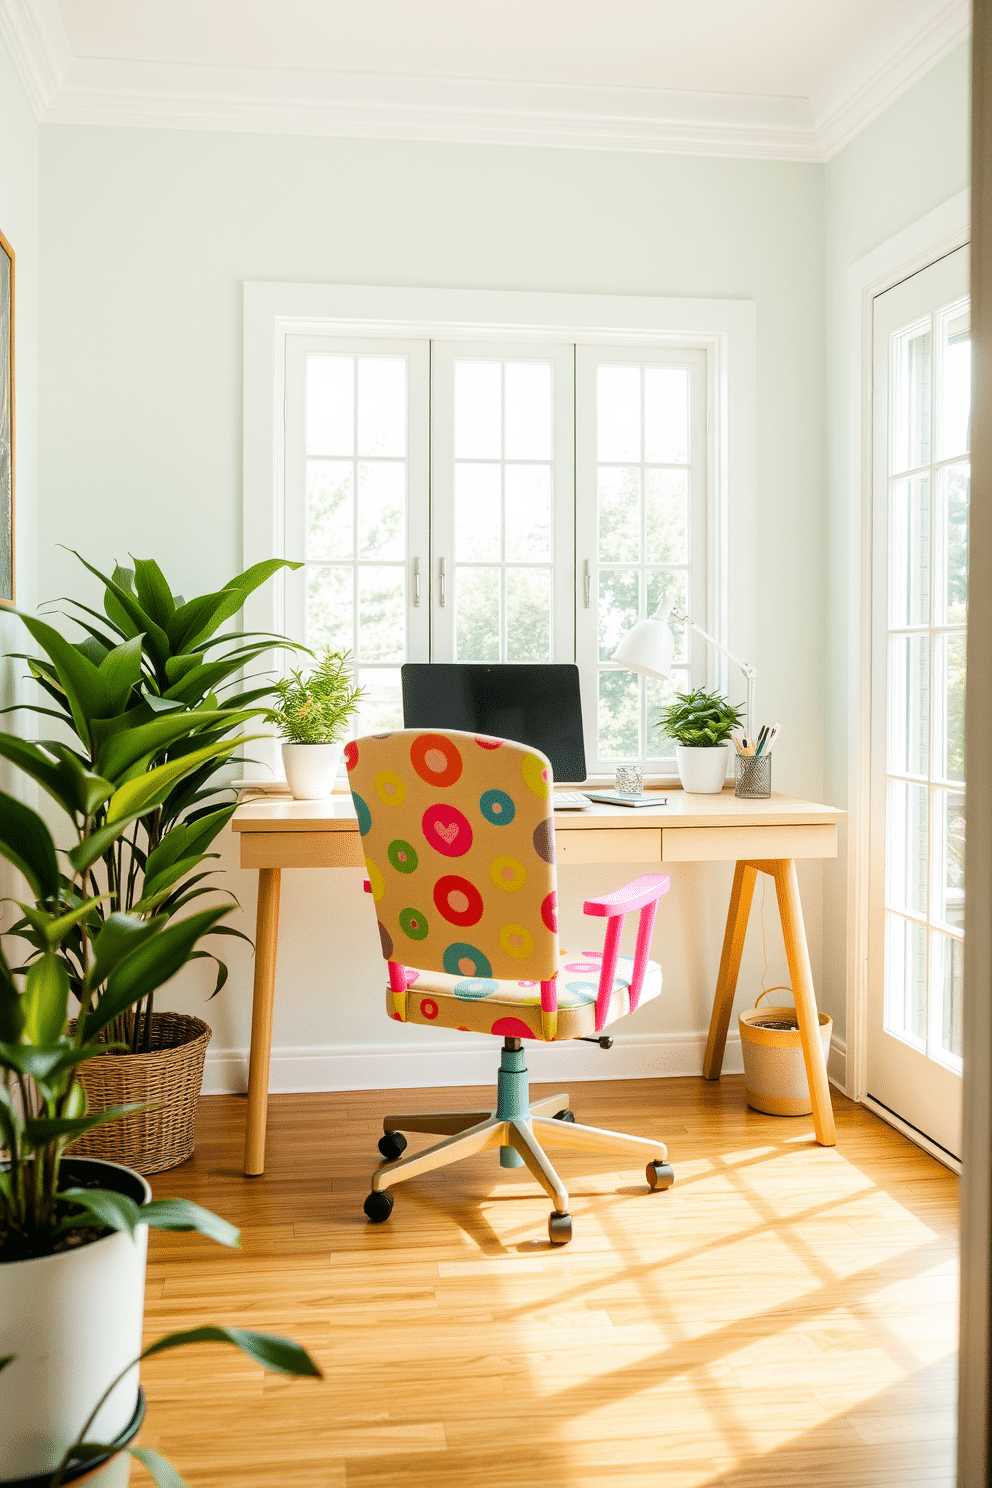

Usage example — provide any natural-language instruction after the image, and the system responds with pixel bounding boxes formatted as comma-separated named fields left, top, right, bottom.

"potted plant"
left=0, top=774, right=320, bottom=1482
left=657, top=687, right=744, bottom=794
left=273, top=647, right=363, bottom=800
left=3, top=553, right=302, bottom=1174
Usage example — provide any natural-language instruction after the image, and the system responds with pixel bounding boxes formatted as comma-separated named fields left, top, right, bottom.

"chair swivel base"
left=363, top=1043, right=674, bottom=1246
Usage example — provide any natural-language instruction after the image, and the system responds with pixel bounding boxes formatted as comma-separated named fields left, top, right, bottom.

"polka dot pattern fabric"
left=388, top=949, right=663, bottom=1042
left=349, top=729, right=559, bottom=983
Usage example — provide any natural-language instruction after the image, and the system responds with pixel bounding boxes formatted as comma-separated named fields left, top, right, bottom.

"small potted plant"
left=273, top=648, right=363, bottom=800
left=657, top=688, right=744, bottom=794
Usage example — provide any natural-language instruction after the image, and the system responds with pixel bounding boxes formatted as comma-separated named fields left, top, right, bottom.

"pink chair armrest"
left=583, top=873, right=670, bottom=918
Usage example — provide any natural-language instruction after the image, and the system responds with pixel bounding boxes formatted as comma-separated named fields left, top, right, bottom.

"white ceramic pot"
left=0, top=1158, right=150, bottom=1481
left=675, top=743, right=731, bottom=794
left=281, top=740, right=344, bottom=801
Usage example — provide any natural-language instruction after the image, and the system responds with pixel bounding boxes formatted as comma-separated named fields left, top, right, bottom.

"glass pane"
left=597, top=366, right=641, bottom=463
left=356, top=667, right=402, bottom=735
left=455, top=361, right=501, bottom=459
left=933, top=788, right=965, bottom=931
left=934, top=632, right=966, bottom=783
left=646, top=671, right=684, bottom=759
left=357, top=567, right=404, bottom=663
left=455, top=463, right=501, bottom=561
left=888, top=475, right=929, bottom=630
left=307, top=355, right=353, bottom=457
left=599, top=569, right=639, bottom=663
left=646, top=469, right=688, bottom=565
left=936, top=302, right=971, bottom=461
left=933, top=931, right=964, bottom=1063
left=890, top=323, right=931, bottom=475
left=884, top=913, right=927, bottom=1048
left=935, top=463, right=969, bottom=626
left=598, top=467, right=641, bottom=563
left=646, top=571, right=688, bottom=662
left=886, top=779, right=928, bottom=917
left=599, top=669, right=640, bottom=759
left=505, top=465, right=551, bottom=561
left=644, top=367, right=689, bottom=464
left=887, top=634, right=929, bottom=777
left=455, top=566, right=499, bottom=661
left=307, top=566, right=353, bottom=653
left=356, top=357, right=406, bottom=457
left=307, top=460, right=353, bottom=560
left=506, top=569, right=551, bottom=662
left=504, top=362, right=552, bottom=460
left=357, top=462, right=405, bottom=560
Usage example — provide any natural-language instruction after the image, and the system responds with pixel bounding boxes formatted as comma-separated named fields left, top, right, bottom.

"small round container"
left=739, top=988, right=832, bottom=1117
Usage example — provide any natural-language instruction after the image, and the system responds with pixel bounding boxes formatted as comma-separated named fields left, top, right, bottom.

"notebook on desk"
left=582, top=791, right=669, bottom=809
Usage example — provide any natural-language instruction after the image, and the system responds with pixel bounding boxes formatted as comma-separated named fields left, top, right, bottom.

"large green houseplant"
left=0, top=740, right=320, bottom=1482
left=2, top=552, right=302, bottom=1170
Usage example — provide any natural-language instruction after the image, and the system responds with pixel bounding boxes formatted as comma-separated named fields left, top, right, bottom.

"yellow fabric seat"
left=388, top=948, right=663, bottom=1042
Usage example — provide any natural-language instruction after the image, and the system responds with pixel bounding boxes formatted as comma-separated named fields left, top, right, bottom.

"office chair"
left=347, top=728, right=674, bottom=1245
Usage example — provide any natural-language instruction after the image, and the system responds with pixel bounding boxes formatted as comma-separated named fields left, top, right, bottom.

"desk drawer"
left=240, top=832, right=365, bottom=870
left=556, top=828, right=662, bottom=865
left=660, top=823, right=837, bottom=863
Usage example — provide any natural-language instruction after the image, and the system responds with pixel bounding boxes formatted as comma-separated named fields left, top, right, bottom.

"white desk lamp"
left=611, top=595, right=756, bottom=740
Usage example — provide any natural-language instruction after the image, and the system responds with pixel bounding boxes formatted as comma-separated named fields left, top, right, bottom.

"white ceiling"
left=57, top=0, right=900, bottom=99
left=0, top=0, right=972, bottom=161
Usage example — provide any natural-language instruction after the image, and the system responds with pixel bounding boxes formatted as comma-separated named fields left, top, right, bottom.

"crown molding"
left=812, top=0, right=970, bottom=160
left=0, top=0, right=972, bottom=163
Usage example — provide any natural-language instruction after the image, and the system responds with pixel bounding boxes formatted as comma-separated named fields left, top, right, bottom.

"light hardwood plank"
left=138, top=1078, right=957, bottom=1487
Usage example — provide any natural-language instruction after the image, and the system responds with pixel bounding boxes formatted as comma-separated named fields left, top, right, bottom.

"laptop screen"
left=400, top=664, right=587, bottom=784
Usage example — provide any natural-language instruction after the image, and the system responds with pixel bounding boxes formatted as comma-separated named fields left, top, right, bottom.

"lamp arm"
left=674, top=610, right=756, bottom=738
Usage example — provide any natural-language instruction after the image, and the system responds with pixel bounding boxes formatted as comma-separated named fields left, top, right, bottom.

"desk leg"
left=703, top=861, right=758, bottom=1080
left=771, top=859, right=836, bottom=1148
left=244, top=866, right=282, bottom=1177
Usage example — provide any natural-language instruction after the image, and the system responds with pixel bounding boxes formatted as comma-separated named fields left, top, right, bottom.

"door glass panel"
left=646, top=469, right=689, bottom=565
left=599, top=669, right=640, bottom=759
left=935, top=463, right=969, bottom=626
left=357, top=357, right=406, bottom=457
left=644, top=367, right=689, bottom=464
left=504, top=362, right=552, bottom=460
left=455, top=566, right=500, bottom=661
left=357, top=568, right=405, bottom=662
left=307, top=461, right=353, bottom=560
left=886, top=780, right=928, bottom=917
left=597, top=366, right=641, bottom=462
left=356, top=666, right=402, bottom=735
left=307, top=355, right=354, bottom=456
left=887, top=635, right=929, bottom=777
left=934, top=633, right=966, bottom=783
left=932, top=788, right=966, bottom=930
left=884, top=913, right=927, bottom=1048
left=598, top=468, right=641, bottom=562
left=455, top=464, right=500, bottom=561
left=308, top=565, right=353, bottom=653
left=505, top=466, right=552, bottom=561
left=357, top=463, right=405, bottom=560
left=936, top=302, right=971, bottom=461
left=598, top=570, right=639, bottom=663
left=888, top=475, right=929, bottom=629
left=506, top=569, right=551, bottom=662
left=454, top=360, right=501, bottom=459
left=933, top=930, right=964, bottom=1065
left=890, top=323, right=931, bottom=474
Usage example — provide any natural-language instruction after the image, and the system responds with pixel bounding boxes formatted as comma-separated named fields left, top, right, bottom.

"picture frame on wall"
left=0, top=228, right=12, bottom=607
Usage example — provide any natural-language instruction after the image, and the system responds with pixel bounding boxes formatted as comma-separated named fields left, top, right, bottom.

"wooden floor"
left=141, top=1076, right=959, bottom=1487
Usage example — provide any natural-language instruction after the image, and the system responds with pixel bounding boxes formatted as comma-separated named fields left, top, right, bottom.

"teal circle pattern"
left=388, top=839, right=419, bottom=874
left=398, top=907, right=430, bottom=941
left=352, top=791, right=372, bottom=836
left=479, top=789, right=516, bottom=826
left=453, top=977, right=499, bottom=1000
left=443, top=942, right=493, bottom=978
left=564, top=980, right=598, bottom=1003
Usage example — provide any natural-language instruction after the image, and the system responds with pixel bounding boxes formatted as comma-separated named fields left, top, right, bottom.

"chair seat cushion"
left=386, top=949, right=662, bottom=1042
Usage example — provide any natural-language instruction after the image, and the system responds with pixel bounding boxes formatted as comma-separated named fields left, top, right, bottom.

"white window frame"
left=243, top=282, right=756, bottom=782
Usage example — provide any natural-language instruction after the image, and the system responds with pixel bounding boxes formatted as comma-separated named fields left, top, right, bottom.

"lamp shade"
left=611, top=596, right=676, bottom=680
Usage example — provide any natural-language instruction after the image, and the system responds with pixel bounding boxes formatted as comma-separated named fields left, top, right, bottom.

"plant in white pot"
left=274, top=648, right=363, bottom=801
left=657, top=688, right=744, bottom=794
left=0, top=790, right=321, bottom=1484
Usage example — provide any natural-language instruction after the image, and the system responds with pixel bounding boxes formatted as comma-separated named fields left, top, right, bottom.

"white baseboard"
left=202, top=1030, right=746, bottom=1097
left=827, top=1033, right=847, bottom=1094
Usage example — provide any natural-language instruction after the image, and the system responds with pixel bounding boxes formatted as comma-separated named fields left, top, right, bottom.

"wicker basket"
left=68, top=1013, right=211, bottom=1174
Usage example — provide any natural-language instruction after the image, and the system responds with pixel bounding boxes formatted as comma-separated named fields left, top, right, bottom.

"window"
left=244, top=285, right=755, bottom=781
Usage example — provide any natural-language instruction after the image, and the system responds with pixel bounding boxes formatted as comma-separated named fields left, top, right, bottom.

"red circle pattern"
left=410, top=733, right=463, bottom=787
left=344, top=741, right=359, bottom=772
left=433, top=874, right=484, bottom=928
left=541, top=890, right=558, bottom=934
left=422, top=803, right=473, bottom=857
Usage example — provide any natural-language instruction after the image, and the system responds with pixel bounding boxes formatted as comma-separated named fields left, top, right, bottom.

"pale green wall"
left=33, top=126, right=828, bottom=1060
left=821, top=43, right=971, bottom=1038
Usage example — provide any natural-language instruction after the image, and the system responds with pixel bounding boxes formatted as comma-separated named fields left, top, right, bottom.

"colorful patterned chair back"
left=346, top=729, right=559, bottom=983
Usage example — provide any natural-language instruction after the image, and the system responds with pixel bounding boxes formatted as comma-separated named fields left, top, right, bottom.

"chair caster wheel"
left=646, top=1161, right=675, bottom=1191
left=378, top=1131, right=408, bottom=1161
left=554, top=1109, right=576, bottom=1123
left=549, top=1211, right=573, bottom=1246
left=364, top=1190, right=395, bottom=1224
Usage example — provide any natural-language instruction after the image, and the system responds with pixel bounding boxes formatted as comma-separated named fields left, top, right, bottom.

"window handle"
left=439, top=557, right=446, bottom=608
left=583, top=560, right=591, bottom=608
left=413, top=557, right=421, bottom=607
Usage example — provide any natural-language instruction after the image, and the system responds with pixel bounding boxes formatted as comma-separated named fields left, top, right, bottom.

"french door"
left=868, top=245, right=970, bottom=1159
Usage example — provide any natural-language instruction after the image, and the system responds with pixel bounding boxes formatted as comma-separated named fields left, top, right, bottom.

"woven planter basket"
left=67, top=1013, right=211, bottom=1175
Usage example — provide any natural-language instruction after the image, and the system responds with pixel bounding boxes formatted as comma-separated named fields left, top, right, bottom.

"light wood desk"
left=233, top=789, right=846, bottom=1174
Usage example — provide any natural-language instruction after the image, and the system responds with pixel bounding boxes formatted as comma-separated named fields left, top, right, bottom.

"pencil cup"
left=735, top=754, right=771, bottom=799
left=615, top=765, right=643, bottom=795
